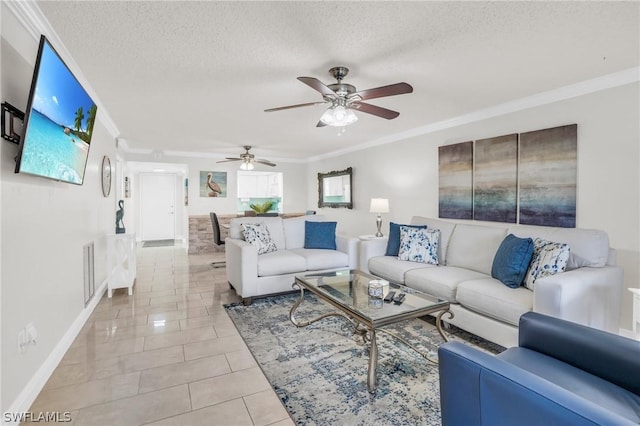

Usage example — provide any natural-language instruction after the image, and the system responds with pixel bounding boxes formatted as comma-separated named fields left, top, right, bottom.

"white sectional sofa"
left=359, top=216, right=623, bottom=347
left=226, top=215, right=358, bottom=304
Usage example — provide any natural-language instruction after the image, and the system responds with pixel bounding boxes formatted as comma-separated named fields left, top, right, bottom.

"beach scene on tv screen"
left=19, top=40, right=97, bottom=184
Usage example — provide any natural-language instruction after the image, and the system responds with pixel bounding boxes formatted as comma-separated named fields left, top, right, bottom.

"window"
left=237, top=171, right=283, bottom=213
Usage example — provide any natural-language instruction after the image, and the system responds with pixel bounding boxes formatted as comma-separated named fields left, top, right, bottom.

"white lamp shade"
left=320, top=106, right=358, bottom=127
left=369, top=198, right=389, bottom=213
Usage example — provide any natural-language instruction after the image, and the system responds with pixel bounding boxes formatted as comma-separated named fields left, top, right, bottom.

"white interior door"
left=140, top=173, right=176, bottom=241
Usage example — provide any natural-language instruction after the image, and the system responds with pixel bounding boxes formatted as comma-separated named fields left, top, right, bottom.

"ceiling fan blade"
left=351, top=102, right=400, bottom=120
left=316, top=120, right=327, bottom=128
left=265, top=101, right=327, bottom=112
left=256, top=159, right=276, bottom=167
left=297, top=77, right=337, bottom=98
left=351, top=82, right=413, bottom=101
left=216, top=157, right=242, bottom=163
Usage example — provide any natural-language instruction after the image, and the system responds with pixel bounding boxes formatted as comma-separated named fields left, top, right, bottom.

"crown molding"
left=4, top=0, right=120, bottom=139
left=308, top=67, right=640, bottom=162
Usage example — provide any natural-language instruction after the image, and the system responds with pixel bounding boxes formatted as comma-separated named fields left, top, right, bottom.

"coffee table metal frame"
left=289, top=269, right=453, bottom=393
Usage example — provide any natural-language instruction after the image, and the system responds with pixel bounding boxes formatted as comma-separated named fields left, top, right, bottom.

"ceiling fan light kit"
left=320, top=105, right=358, bottom=127
left=239, top=161, right=254, bottom=170
left=265, top=66, right=413, bottom=127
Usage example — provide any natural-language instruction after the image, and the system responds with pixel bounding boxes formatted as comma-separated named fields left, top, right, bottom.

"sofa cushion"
left=241, top=222, right=278, bottom=255
left=456, top=278, right=532, bottom=326
left=290, top=248, right=350, bottom=271
left=256, top=250, right=307, bottom=276
left=447, top=224, right=506, bottom=275
left=410, top=217, right=457, bottom=265
left=398, top=226, right=440, bottom=264
left=283, top=215, right=326, bottom=249
left=385, top=222, right=427, bottom=256
left=498, top=347, right=640, bottom=423
left=508, top=225, right=609, bottom=268
left=491, top=234, right=534, bottom=288
left=304, top=221, right=337, bottom=249
left=405, top=266, right=487, bottom=301
left=524, top=238, right=570, bottom=290
left=368, top=256, right=431, bottom=284
left=230, top=217, right=286, bottom=250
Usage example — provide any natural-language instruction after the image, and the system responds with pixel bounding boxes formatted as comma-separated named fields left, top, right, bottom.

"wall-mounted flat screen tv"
left=15, top=35, right=97, bottom=185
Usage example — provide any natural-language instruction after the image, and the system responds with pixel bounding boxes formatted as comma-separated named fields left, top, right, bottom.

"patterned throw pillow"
left=385, top=222, right=427, bottom=256
left=397, top=226, right=440, bottom=265
left=241, top=222, right=277, bottom=255
left=524, top=238, right=570, bottom=290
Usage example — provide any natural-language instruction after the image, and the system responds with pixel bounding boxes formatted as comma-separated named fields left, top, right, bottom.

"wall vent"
left=83, top=242, right=95, bottom=306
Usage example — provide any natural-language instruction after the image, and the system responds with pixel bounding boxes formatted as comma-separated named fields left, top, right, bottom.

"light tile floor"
left=27, top=245, right=294, bottom=426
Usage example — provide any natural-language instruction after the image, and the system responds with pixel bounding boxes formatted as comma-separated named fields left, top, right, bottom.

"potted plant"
left=249, top=200, right=274, bottom=214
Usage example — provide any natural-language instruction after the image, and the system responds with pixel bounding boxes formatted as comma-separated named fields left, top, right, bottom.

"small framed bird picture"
left=200, top=171, right=227, bottom=197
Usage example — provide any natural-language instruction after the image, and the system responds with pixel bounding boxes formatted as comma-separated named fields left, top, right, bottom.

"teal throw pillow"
left=491, top=234, right=534, bottom=288
left=385, top=222, right=427, bottom=256
left=304, top=221, right=337, bottom=250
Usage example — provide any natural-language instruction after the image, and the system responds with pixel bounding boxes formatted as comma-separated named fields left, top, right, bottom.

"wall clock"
left=101, top=155, right=112, bottom=197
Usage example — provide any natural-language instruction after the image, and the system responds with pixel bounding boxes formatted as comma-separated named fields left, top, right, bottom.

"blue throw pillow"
left=491, top=234, right=535, bottom=288
left=304, top=221, right=337, bottom=250
left=385, top=222, right=427, bottom=256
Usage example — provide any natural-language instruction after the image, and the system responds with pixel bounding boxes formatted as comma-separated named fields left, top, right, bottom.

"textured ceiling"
left=36, top=1, right=639, bottom=161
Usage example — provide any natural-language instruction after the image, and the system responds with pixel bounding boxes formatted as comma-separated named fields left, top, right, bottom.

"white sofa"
left=359, top=216, right=623, bottom=348
left=226, top=215, right=358, bottom=304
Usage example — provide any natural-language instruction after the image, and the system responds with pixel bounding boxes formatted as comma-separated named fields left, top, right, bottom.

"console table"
left=105, top=233, right=136, bottom=297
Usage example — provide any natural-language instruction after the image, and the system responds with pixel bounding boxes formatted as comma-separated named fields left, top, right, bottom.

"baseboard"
left=3, top=280, right=107, bottom=425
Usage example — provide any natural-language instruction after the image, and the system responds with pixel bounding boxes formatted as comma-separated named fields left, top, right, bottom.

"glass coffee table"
left=290, top=269, right=453, bottom=393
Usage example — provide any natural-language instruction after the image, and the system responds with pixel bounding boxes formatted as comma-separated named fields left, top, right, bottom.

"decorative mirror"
left=318, top=167, right=353, bottom=209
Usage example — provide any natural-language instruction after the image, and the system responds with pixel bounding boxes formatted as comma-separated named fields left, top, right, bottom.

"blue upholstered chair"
left=438, top=312, right=640, bottom=426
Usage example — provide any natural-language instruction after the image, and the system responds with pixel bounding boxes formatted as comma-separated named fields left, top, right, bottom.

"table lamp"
left=369, top=198, right=390, bottom=237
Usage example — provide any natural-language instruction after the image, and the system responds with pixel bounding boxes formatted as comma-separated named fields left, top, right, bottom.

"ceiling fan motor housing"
left=327, top=83, right=356, bottom=98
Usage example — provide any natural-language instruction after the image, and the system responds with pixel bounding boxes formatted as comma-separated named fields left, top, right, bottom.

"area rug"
left=225, top=292, right=504, bottom=426
left=142, top=239, right=175, bottom=248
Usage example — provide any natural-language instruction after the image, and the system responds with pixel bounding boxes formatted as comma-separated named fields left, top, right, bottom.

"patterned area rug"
left=142, top=239, right=175, bottom=248
left=225, top=293, right=504, bottom=426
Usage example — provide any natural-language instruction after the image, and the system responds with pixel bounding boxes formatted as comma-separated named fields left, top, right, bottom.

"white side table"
left=106, top=234, right=137, bottom=297
left=358, top=235, right=386, bottom=241
left=630, top=288, right=640, bottom=337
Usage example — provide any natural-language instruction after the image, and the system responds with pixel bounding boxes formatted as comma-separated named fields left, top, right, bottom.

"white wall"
left=122, top=152, right=310, bottom=219
left=1, top=6, right=117, bottom=412
left=308, top=82, right=640, bottom=331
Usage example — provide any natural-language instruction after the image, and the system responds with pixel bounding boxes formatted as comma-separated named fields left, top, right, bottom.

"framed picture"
left=519, top=124, right=577, bottom=228
left=439, top=141, right=473, bottom=220
left=184, top=178, right=189, bottom=206
left=124, top=176, right=130, bottom=198
left=473, top=134, right=518, bottom=223
left=200, top=171, right=227, bottom=197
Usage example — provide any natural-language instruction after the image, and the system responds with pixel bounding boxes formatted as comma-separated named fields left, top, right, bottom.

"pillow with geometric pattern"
left=241, top=222, right=278, bottom=255
left=523, top=237, right=570, bottom=290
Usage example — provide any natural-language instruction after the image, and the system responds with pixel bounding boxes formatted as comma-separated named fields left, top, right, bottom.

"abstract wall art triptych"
left=438, top=124, right=577, bottom=228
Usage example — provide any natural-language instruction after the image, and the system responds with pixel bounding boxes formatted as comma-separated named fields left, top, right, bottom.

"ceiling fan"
left=265, top=66, right=413, bottom=127
left=216, top=145, right=276, bottom=170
